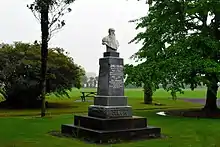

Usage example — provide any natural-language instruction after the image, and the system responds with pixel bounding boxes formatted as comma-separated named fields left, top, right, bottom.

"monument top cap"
left=104, top=52, right=119, bottom=57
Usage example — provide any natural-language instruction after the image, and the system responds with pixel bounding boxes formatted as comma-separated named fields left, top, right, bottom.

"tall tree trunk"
left=204, top=75, right=218, bottom=111
left=143, top=83, right=153, bottom=104
left=94, top=80, right=96, bottom=88
left=39, top=3, right=49, bottom=117
left=204, top=12, right=220, bottom=111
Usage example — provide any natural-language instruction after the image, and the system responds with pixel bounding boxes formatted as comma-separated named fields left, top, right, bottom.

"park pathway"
left=181, top=98, right=220, bottom=106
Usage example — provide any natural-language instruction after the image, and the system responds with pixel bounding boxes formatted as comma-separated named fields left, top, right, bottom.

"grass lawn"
left=0, top=88, right=208, bottom=117
left=0, top=88, right=220, bottom=147
left=50, top=88, right=213, bottom=100
left=1, top=111, right=220, bottom=147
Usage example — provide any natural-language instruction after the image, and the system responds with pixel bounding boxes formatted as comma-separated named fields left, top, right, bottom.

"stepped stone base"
left=73, top=115, right=147, bottom=130
left=61, top=115, right=161, bottom=143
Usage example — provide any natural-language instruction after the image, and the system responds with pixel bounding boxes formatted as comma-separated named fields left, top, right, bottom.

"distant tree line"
left=82, top=76, right=98, bottom=88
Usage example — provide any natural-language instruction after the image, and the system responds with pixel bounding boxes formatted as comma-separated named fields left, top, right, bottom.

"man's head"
left=108, top=28, right=115, bottom=36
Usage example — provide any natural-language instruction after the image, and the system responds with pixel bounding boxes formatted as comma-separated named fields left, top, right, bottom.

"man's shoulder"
left=102, top=36, right=110, bottom=41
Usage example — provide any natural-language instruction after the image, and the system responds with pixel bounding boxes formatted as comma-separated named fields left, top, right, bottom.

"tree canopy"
left=0, top=42, right=84, bottom=108
left=124, top=59, right=163, bottom=103
left=130, top=0, right=220, bottom=110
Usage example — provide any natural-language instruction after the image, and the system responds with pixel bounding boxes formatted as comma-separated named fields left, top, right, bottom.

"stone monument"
left=61, top=28, right=161, bottom=143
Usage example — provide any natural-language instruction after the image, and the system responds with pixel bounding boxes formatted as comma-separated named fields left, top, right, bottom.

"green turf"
left=0, top=111, right=220, bottom=147
left=0, top=88, right=219, bottom=147
left=0, top=88, right=206, bottom=117
left=50, top=88, right=216, bottom=100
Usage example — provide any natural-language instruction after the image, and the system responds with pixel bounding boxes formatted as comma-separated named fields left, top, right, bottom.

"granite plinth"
left=97, top=57, right=124, bottom=96
left=104, top=52, right=119, bottom=57
left=88, top=105, right=132, bottom=118
left=61, top=124, right=161, bottom=143
left=73, top=115, right=147, bottom=130
left=94, top=95, right=127, bottom=106
left=99, top=57, right=124, bottom=67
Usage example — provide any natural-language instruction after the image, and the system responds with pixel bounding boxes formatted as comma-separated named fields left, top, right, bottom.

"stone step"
left=61, top=124, right=161, bottom=143
left=74, top=115, right=147, bottom=130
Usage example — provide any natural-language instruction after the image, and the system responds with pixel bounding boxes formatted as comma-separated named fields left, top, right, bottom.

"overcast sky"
left=0, top=0, right=148, bottom=75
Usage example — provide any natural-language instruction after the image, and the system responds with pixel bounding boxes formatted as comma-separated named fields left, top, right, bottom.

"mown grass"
left=0, top=88, right=219, bottom=147
left=49, top=88, right=211, bottom=100
left=0, top=88, right=206, bottom=117
left=1, top=111, right=220, bottom=147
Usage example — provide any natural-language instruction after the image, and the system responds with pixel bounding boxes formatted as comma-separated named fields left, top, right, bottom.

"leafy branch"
left=27, top=0, right=75, bottom=41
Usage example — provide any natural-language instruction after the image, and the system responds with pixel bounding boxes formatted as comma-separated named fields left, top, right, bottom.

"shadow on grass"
left=139, top=102, right=166, bottom=106
left=47, top=102, right=78, bottom=109
left=48, top=130, right=167, bottom=145
left=0, top=100, right=78, bottom=110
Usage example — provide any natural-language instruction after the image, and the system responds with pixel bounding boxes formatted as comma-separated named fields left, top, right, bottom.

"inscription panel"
left=108, top=107, right=129, bottom=117
left=88, top=106, right=132, bottom=118
left=109, top=64, right=124, bottom=89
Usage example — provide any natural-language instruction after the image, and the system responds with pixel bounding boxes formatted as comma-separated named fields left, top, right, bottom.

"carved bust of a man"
left=102, top=28, right=119, bottom=52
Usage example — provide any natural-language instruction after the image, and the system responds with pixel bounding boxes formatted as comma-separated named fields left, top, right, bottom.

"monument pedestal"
left=88, top=105, right=132, bottom=118
left=94, top=95, right=128, bottom=106
left=61, top=52, right=161, bottom=143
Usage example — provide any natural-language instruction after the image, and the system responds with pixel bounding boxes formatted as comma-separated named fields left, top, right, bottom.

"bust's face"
left=109, top=30, right=115, bottom=36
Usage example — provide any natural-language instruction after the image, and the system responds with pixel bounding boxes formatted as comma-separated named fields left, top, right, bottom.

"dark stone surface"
left=97, top=57, right=124, bottom=96
left=94, top=95, right=127, bottom=106
left=104, top=52, right=119, bottom=57
left=88, top=105, right=132, bottom=118
left=99, top=57, right=124, bottom=66
left=73, top=115, right=147, bottom=130
left=61, top=124, right=161, bottom=143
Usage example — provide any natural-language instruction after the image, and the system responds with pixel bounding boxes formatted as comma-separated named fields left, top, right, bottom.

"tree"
left=131, top=0, right=220, bottom=111
left=82, top=75, right=88, bottom=88
left=124, top=63, right=160, bottom=104
left=27, top=0, right=75, bottom=117
left=0, top=42, right=84, bottom=108
left=94, top=76, right=98, bottom=88
left=88, top=77, right=95, bottom=88
left=124, top=0, right=160, bottom=104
